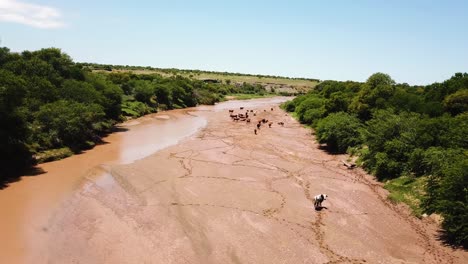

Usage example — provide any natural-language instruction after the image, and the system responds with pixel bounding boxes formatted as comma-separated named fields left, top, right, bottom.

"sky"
left=0, top=0, right=467, bottom=85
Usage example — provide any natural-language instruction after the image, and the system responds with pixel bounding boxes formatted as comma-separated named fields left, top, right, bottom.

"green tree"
left=444, top=89, right=468, bottom=116
left=0, top=69, right=30, bottom=177
left=295, top=94, right=326, bottom=125
left=34, top=100, right=105, bottom=149
left=349, top=73, right=395, bottom=119
left=315, top=112, right=363, bottom=153
left=133, top=80, right=155, bottom=105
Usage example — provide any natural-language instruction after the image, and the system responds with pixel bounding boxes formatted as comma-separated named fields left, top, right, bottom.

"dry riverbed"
left=0, top=97, right=466, bottom=263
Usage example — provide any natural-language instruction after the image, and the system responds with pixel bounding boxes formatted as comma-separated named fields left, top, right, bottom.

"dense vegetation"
left=282, top=73, right=468, bottom=247
left=0, top=47, right=272, bottom=182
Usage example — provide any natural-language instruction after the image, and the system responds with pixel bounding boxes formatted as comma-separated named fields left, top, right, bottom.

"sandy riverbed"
left=1, top=97, right=466, bottom=263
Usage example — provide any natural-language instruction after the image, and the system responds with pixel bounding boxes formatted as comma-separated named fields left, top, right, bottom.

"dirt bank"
left=1, top=97, right=466, bottom=263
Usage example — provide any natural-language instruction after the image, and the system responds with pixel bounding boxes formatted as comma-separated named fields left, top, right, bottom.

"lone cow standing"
left=314, top=194, right=328, bottom=209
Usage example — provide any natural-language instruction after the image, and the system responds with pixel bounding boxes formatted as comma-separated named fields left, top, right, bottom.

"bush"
left=420, top=148, right=467, bottom=246
left=295, top=95, right=326, bottom=124
left=34, top=147, right=73, bottom=163
left=281, top=100, right=296, bottom=112
left=33, top=100, right=105, bottom=149
left=315, top=112, right=363, bottom=153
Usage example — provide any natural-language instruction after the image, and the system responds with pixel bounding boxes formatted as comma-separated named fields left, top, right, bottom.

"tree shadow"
left=110, top=126, right=129, bottom=133
left=0, top=166, right=46, bottom=190
left=318, top=144, right=343, bottom=155
left=435, top=229, right=468, bottom=250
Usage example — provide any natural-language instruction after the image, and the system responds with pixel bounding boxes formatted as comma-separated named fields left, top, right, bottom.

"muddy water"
left=0, top=109, right=207, bottom=263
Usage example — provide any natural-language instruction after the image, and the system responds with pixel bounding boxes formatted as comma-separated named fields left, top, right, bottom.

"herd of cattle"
left=228, top=106, right=285, bottom=135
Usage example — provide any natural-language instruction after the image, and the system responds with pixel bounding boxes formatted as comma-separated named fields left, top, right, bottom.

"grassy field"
left=93, top=68, right=319, bottom=93
left=224, top=93, right=277, bottom=100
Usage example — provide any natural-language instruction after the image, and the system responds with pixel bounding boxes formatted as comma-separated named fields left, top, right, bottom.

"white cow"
left=314, top=194, right=328, bottom=208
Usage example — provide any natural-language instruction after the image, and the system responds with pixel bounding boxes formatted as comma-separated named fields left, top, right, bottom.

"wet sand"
left=1, top=97, right=467, bottom=263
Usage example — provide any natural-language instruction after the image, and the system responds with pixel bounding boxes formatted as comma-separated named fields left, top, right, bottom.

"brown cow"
left=246, top=118, right=251, bottom=123
left=268, top=122, right=273, bottom=128
left=240, top=107, right=244, bottom=110
left=271, top=107, right=273, bottom=111
left=257, top=123, right=261, bottom=129
left=254, top=129, right=257, bottom=135
left=229, top=109, right=234, bottom=113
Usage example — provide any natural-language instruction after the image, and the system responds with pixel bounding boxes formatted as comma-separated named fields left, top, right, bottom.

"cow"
left=229, top=109, right=234, bottom=113
left=254, top=129, right=257, bottom=135
left=268, top=122, right=273, bottom=128
left=240, top=107, right=244, bottom=110
left=246, top=118, right=251, bottom=123
left=257, top=123, right=261, bottom=129
left=314, top=194, right=328, bottom=208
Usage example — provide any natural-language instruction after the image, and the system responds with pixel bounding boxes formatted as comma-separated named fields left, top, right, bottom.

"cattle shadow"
left=314, top=206, right=328, bottom=211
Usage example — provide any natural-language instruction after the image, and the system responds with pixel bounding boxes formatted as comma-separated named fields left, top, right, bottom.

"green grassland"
left=88, top=64, right=319, bottom=93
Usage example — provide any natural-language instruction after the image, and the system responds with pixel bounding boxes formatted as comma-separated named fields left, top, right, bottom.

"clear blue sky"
left=1, top=0, right=467, bottom=84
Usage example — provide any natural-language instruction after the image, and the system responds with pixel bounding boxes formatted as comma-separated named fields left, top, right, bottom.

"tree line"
left=0, top=47, right=269, bottom=182
left=282, top=72, right=467, bottom=247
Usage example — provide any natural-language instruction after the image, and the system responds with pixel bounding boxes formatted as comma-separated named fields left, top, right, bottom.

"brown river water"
left=1, top=97, right=466, bottom=264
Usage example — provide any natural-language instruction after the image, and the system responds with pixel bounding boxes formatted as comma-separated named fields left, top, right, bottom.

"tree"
left=133, top=80, right=155, bottom=105
left=295, top=94, right=326, bottom=125
left=362, top=110, right=421, bottom=179
left=34, top=100, right=105, bottom=149
left=444, top=89, right=468, bottom=116
left=349, top=73, right=396, bottom=120
left=0, top=69, right=30, bottom=177
left=315, top=112, right=363, bottom=153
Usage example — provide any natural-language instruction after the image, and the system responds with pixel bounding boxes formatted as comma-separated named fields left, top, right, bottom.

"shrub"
left=315, top=112, right=363, bottom=153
